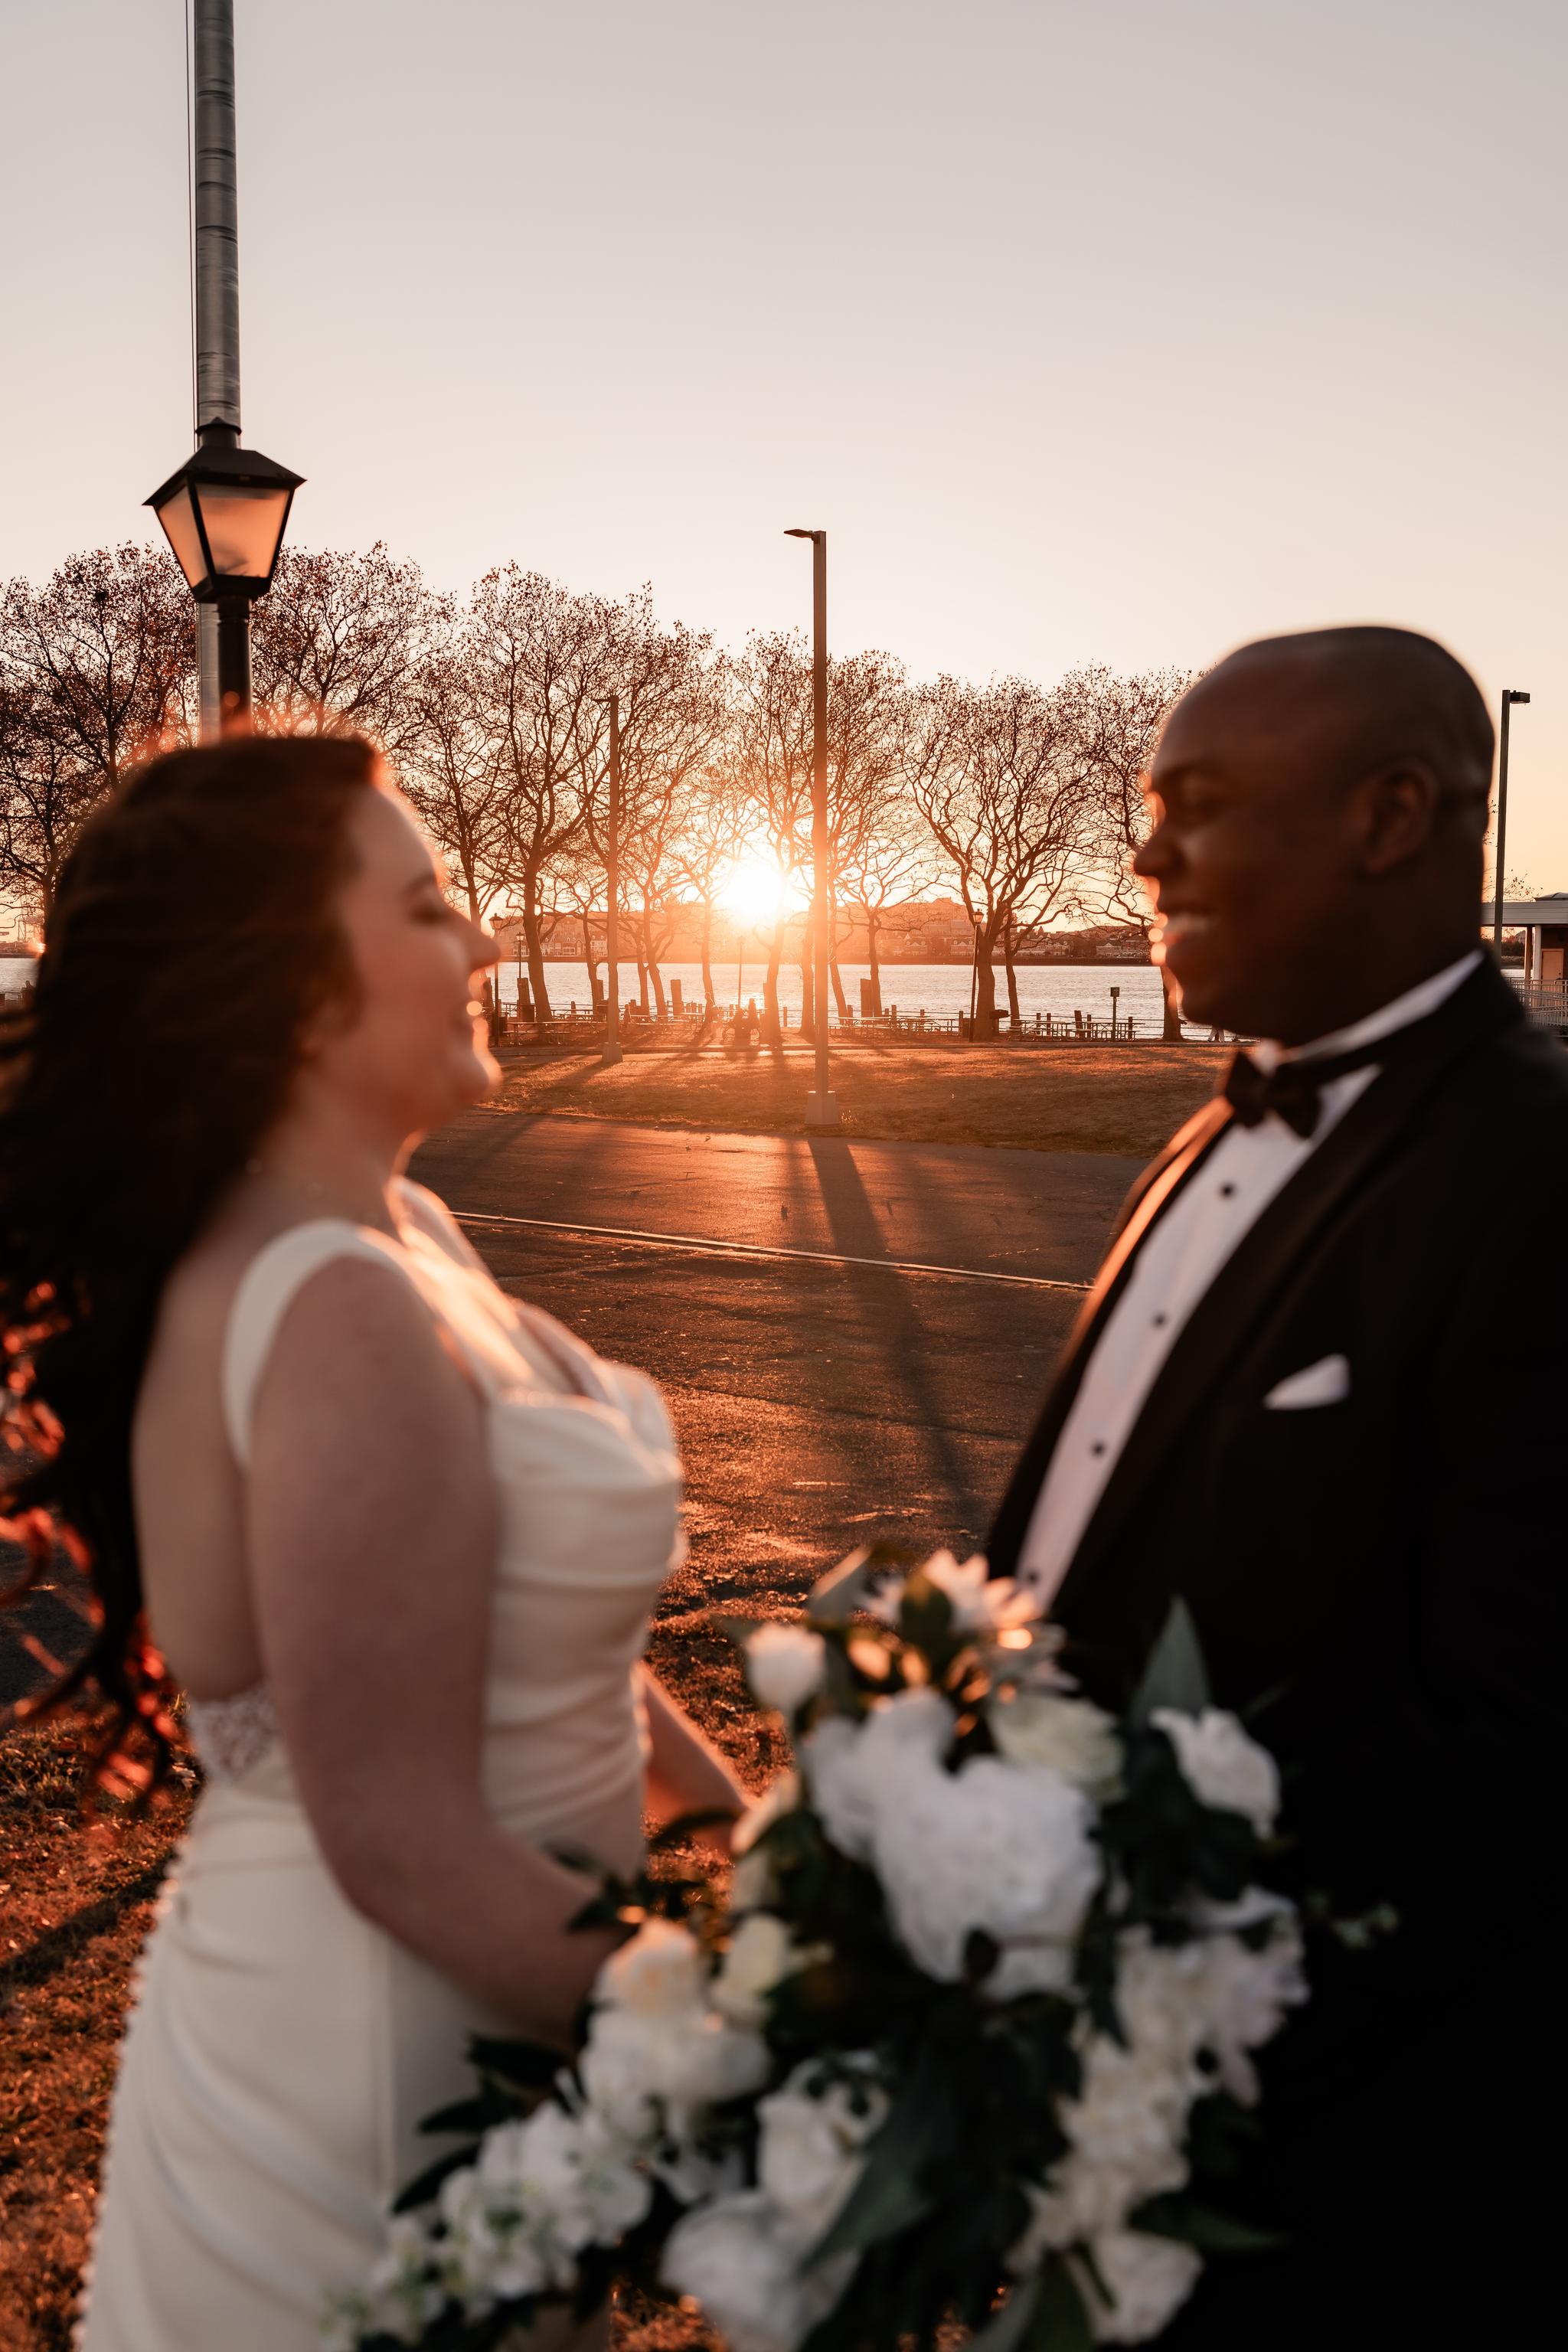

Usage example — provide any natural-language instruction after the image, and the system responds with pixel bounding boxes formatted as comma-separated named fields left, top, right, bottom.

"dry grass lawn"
left=0, top=1683, right=753, bottom=2350
left=0, top=1721, right=194, bottom=2352
left=486, top=1038, right=1227, bottom=1156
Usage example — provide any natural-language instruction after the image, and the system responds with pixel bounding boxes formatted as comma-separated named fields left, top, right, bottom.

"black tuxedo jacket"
left=989, top=957, right=1564, bottom=2349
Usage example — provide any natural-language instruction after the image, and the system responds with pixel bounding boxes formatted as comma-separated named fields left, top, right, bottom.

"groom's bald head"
left=1137, top=626, right=1494, bottom=1044
left=1200, top=626, right=1493, bottom=805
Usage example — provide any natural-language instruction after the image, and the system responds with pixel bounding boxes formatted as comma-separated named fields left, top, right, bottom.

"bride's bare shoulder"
left=145, top=1198, right=301, bottom=1371
left=395, top=1174, right=488, bottom=1268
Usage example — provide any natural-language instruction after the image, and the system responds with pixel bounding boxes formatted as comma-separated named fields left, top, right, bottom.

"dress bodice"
left=189, top=1181, right=683, bottom=1867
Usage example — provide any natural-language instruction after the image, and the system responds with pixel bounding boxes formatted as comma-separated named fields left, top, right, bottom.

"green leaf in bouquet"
left=898, top=1570, right=956, bottom=1655
left=390, top=2138, right=480, bottom=2215
left=1182, top=2085, right=1260, bottom=2187
left=807, top=2056, right=955, bottom=2264
left=1129, top=1597, right=1210, bottom=1725
left=1129, top=2190, right=1282, bottom=2252
left=1025, top=2256, right=1095, bottom=2352
left=465, top=2034, right=567, bottom=2093
left=416, top=2092, right=508, bottom=2137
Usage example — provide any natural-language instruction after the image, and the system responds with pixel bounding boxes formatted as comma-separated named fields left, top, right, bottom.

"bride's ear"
left=296, top=982, right=360, bottom=1058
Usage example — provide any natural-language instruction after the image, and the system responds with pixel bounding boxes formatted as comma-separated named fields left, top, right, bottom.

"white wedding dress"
left=78, top=1181, right=684, bottom=2350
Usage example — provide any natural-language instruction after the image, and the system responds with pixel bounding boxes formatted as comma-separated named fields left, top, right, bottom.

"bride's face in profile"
left=308, top=780, right=499, bottom=1139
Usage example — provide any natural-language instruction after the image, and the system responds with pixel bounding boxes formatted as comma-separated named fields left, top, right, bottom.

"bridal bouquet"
left=329, top=1552, right=1308, bottom=2352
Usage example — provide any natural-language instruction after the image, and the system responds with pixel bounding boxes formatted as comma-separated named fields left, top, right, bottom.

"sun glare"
left=719, top=855, right=795, bottom=929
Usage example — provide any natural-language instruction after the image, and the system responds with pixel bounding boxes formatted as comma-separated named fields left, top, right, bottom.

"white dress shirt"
left=1015, top=952, right=1483, bottom=1605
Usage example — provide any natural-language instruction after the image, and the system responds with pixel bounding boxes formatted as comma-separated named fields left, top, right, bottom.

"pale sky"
left=3, top=1, right=1564, bottom=880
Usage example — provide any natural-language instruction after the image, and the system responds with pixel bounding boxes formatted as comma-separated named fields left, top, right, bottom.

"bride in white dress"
left=0, top=734, right=745, bottom=2350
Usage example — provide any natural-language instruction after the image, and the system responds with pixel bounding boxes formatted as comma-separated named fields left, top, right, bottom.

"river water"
left=497, top=959, right=1181, bottom=1031
left=0, top=956, right=1191, bottom=1034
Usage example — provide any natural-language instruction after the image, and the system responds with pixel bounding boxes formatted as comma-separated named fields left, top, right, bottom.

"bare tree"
left=672, top=761, right=745, bottom=1013
left=835, top=794, right=933, bottom=1016
left=468, top=568, right=609, bottom=1021
left=909, top=675, right=1097, bottom=1036
left=581, top=596, right=729, bottom=1018
left=1065, top=666, right=1192, bottom=1040
left=250, top=543, right=432, bottom=753
left=0, top=544, right=194, bottom=916
left=401, top=618, right=511, bottom=924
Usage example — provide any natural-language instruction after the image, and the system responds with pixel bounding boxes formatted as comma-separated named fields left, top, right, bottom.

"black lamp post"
left=145, top=430, right=302, bottom=731
left=1491, top=688, right=1530, bottom=950
left=784, top=526, right=839, bottom=1129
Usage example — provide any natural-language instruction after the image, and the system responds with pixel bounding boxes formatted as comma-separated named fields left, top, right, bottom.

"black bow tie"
left=1221, top=1044, right=1384, bottom=1138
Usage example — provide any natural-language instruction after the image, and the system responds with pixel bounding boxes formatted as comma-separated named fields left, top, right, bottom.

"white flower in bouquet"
left=1076, top=2229, right=1203, bottom=2343
left=990, top=1687, right=1123, bottom=1794
left=580, top=1920, right=766, bottom=2145
left=503, top=2102, right=654, bottom=2249
left=756, top=2058, right=889, bottom=2246
left=438, top=2138, right=571, bottom=2311
left=596, top=1916, right=710, bottom=2018
left=577, top=2004, right=668, bottom=2143
left=1196, top=1905, right=1308, bottom=2104
left=1013, top=1940, right=1209, bottom=2261
left=1114, top=1934, right=1215, bottom=2079
left=662, top=2190, right=857, bottom=2352
left=803, top=1685, right=1101, bottom=1995
left=802, top=1686, right=951, bottom=1863
left=867, top=1550, right=1037, bottom=1637
left=435, top=2103, right=655, bottom=2314
left=579, top=2000, right=769, bottom=2144
left=322, top=2216, right=442, bottom=2347
left=873, top=1746, right=1102, bottom=1998
left=1152, top=1707, right=1280, bottom=1836
left=711, top=1911, right=825, bottom=2030
left=745, top=1624, right=828, bottom=1715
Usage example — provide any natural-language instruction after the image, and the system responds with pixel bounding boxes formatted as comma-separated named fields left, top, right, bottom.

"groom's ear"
left=1348, top=759, right=1442, bottom=877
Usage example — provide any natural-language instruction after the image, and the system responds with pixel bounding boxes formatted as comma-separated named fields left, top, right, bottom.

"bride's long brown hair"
left=0, top=733, right=379, bottom=1795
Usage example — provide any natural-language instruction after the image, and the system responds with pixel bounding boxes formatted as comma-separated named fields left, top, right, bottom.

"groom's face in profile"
left=1132, top=641, right=1465, bottom=1045
left=1134, top=656, right=1364, bottom=1040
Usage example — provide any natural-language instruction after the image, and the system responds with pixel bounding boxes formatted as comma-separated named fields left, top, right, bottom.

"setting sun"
left=717, top=854, right=796, bottom=929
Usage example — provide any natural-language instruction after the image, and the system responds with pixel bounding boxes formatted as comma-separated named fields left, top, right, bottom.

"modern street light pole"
left=602, top=694, right=623, bottom=1067
left=1491, top=689, right=1530, bottom=950
left=785, top=527, right=838, bottom=1129
left=146, top=0, right=301, bottom=734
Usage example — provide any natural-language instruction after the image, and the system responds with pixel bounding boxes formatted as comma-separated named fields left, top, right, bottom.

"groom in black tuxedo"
left=988, top=626, right=1562, bottom=2350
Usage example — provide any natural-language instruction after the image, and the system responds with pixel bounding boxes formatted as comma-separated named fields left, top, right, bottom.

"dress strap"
left=221, top=1221, right=413, bottom=1469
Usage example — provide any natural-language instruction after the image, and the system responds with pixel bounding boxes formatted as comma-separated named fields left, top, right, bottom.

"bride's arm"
left=246, top=1257, right=619, bottom=2045
left=638, top=1664, right=747, bottom=1843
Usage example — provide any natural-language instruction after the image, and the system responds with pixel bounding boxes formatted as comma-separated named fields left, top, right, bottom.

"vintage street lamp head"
left=145, top=429, right=304, bottom=603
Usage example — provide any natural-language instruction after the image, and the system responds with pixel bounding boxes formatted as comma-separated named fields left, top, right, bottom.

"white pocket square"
left=1264, top=1353, right=1350, bottom=1410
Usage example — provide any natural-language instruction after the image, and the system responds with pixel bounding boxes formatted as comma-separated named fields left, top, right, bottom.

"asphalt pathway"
left=410, top=1116, right=1142, bottom=1645
left=412, top=1112, right=1139, bottom=1288
left=0, top=1119, right=1144, bottom=1705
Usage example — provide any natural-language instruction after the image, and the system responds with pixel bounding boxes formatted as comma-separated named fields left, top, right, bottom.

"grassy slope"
left=484, top=1040, right=1226, bottom=1157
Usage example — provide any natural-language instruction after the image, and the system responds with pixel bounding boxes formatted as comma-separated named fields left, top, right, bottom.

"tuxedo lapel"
left=1046, top=959, right=1523, bottom=1622
left=985, top=1096, right=1233, bottom=1575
